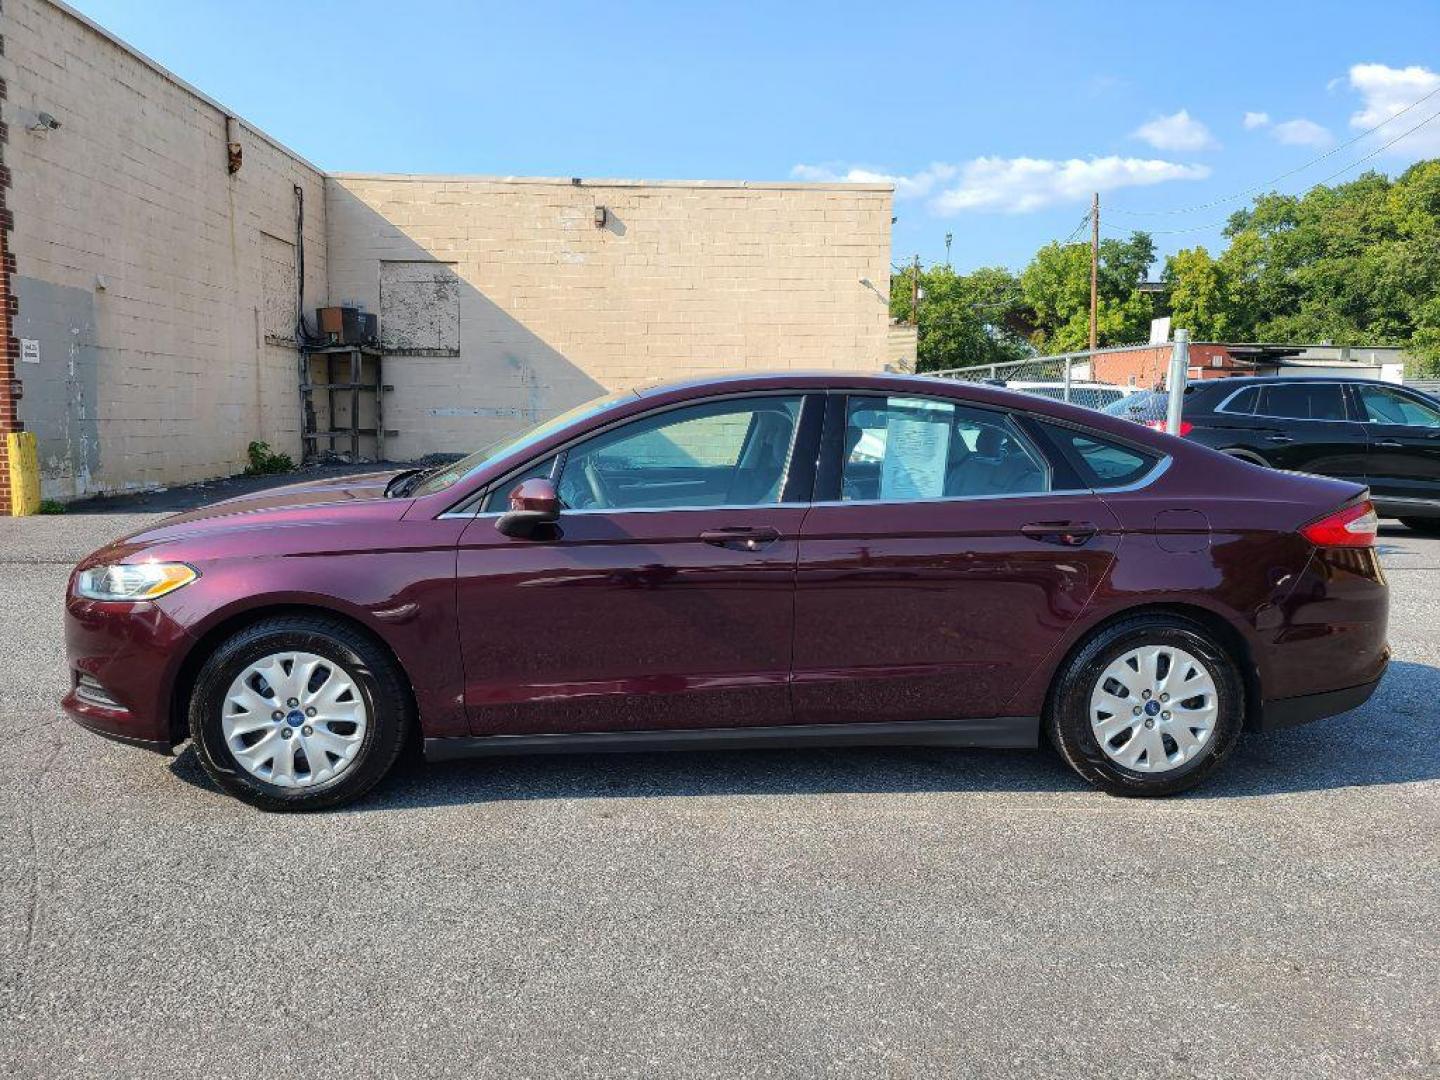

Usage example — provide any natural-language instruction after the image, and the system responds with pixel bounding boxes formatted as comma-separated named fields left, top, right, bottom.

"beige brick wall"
left=327, top=175, right=894, bottom=459
left=2, top=0, right=326, bottom=497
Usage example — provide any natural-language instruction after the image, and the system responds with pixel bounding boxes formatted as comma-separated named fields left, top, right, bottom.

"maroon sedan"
left=63, top=373, right=1389, bottom=809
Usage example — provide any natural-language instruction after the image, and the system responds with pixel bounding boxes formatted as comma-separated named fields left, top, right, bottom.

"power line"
left=1102, top=107, right=1440, bottom=237
left=1109, top=80, right=1440, bottom=218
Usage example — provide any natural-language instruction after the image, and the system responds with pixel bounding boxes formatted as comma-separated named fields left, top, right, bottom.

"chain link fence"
left=927, top=344, right=1179, bottom=413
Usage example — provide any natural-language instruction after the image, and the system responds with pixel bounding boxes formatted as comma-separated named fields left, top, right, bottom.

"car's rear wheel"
left=1399, top=517, right=1440, bottom=536
left=1047, top=615, right=1244, bottom=797
left=188, top=615, right=411, bottom=811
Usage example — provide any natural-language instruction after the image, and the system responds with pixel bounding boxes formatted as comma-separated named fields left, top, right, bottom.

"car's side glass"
left=1257, top=383, right=1348, bottom=421
left=1039, top=424, right=1159, bottom=489
left=1357, top=386, right=1440, bottom=428
left=1218, top=384, right=1259, bottom=415
left=480, top=456, right=556, bottom=513
left=840, top=396, right=1050, bottom=502
left=555, top=395, right=805, bottom=511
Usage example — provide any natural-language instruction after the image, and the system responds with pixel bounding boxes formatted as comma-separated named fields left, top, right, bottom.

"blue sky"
left=71, top=0, right=1440, bottom=275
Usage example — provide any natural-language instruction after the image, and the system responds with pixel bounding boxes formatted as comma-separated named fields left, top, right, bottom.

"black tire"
left=1399, top=517, right=1440, bottom=536
left=1046, top=615, right=1244, bottom=797
left=188, top=614, right=412, bottom=811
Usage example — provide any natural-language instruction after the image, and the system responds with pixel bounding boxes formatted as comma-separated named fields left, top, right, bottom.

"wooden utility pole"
left=1089, top=192, right=1100, bottom=353
left=911, top=253, right=921, bottom=326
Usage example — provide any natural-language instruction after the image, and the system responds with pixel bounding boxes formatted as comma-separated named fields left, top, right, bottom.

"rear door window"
left=841, top=396, right=1050, bottom=501
left=1258, top=383, right=1349, bottom=421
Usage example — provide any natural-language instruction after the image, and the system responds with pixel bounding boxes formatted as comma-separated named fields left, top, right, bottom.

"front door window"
left=557, top=396, right=805, bottom=510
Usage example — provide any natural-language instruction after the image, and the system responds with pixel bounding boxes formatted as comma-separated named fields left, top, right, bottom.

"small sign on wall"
left=20, top=339, right=40, bottom=364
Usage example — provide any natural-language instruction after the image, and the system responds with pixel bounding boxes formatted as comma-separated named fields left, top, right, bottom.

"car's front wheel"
left=1047, top=615, right=1244, bottom=797
left=188, top=615, right=412, bottom=811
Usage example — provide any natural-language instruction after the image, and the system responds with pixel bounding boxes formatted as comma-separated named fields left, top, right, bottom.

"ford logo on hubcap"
left=1144, top=700, right=1162, bottom=717
left=286, top=710, right=306, bottom=727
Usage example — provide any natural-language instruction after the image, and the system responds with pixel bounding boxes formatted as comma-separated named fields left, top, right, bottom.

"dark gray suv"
left=1105, top=376, right=1440, bottom=533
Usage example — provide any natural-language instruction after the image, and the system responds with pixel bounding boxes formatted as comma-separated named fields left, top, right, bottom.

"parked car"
left=996, top=380, right=1141, bottom=411
left=1104, top=377, right=1440, bottom=533
left=64, top=373, right=1389, bottom=810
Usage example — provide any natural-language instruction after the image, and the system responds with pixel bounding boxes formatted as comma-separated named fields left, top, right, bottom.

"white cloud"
left=1348, top=62, right=1440, bottom=156
left=929, top=156, right=1211, bottom=215
left=1243, top=111, right=1271, bottom=130
left=789, top=162, right=957, bottom=199
left=793, top=157, right=1210, bottom=216
left=1271, top=118, right=1334, bottom=147
left=1131, top=109, right=1219, bottom=152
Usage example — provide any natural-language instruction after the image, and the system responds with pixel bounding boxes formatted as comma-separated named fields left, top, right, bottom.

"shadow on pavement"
left=167, top=661, right=1440, bottom=810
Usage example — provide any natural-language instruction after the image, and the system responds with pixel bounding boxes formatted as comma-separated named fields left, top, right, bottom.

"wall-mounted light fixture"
left=27, top=111, right=61, bottom=134
left=594, top=206, right=608, bottom=228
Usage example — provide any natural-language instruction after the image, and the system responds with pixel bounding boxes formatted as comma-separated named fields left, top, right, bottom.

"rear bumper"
left=1256, top=661, right=1387, bottom=732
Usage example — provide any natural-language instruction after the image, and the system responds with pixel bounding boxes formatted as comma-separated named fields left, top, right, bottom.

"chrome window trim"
left=1214, top=380, right=1359, bottom=423
left=439, top=457, right=1172, bottom=519
left=811, top=452, right=1171, bottom=507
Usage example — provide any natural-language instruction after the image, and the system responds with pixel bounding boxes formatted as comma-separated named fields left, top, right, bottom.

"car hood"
left=162, top=470, right=403, bottom=522
left=93, top=470, right=412, bottom=560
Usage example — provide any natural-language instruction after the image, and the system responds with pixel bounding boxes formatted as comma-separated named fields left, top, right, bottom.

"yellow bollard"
left=5, top=431, right=41, bottom=516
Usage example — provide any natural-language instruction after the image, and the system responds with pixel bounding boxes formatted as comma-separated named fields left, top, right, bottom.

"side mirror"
left=496, top=477, right=561, bottom=538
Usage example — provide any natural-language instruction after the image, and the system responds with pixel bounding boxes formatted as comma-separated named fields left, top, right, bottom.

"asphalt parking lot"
left=1, top=508, right=1437, bottom=1079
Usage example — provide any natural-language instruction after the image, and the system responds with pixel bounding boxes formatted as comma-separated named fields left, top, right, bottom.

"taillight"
left=1144, top=419, right=1193, bottom=436
left=1300, top=500, right=1378, bottom=548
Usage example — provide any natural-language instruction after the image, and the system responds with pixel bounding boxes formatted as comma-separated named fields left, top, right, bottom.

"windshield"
left=410, top=390, right=634, bottom=497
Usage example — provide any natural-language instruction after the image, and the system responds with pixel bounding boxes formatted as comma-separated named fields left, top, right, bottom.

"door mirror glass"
left=496, top=477, right=561, bottom=538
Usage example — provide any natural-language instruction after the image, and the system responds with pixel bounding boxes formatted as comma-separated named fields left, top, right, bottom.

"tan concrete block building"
left=0, top=0, right=896, bottom=508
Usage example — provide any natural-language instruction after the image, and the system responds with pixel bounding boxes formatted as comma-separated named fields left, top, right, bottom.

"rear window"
left=1259, top=383, right=1348, bottom=421
left=1040, top=423, right=1161, bottom=489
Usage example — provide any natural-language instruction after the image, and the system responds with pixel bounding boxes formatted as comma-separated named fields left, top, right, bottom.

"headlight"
left=75, top=562, right=198, bottom=601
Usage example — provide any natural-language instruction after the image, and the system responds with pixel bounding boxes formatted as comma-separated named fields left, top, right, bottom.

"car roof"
left=1189, top=374, right=1410, bottom=389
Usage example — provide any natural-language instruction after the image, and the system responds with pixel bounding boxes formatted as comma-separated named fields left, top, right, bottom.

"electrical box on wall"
left=316, top=306, right=378, bottom=346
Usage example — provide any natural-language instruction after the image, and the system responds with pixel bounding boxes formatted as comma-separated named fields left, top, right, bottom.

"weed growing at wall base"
left=244, top=442, right=294, bottom=476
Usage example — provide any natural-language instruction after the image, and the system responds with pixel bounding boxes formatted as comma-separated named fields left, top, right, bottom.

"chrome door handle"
left=1375, top=440, right=1404, bottom=449
left=1265, top=435, right=1293, bottom=443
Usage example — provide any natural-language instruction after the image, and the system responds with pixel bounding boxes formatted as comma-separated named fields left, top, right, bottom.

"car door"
left=1244, top=381, right=1368, bottom=482
left=1350, top=382, right=1440, bottom=506
left=792, top=392, right=1122, bottom=726
left=455, top=392, right=821, bottom=736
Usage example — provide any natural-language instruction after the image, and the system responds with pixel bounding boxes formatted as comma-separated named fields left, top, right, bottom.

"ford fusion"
left=63, top=373, right=1390, bottom=810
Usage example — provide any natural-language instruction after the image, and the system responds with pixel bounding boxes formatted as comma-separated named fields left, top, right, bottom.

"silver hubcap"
left=221, top=651, right=368, bottom=788
left=1090, top=644, right=1219, bottom=774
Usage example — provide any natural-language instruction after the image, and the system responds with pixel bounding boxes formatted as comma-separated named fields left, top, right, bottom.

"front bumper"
left=61, top=592, right=193, bottom=750
left=1256, top=659, right=1387, bottom=732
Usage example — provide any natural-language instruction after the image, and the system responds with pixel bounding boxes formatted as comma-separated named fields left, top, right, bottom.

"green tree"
left=890, top=263, right=1032, bottom=371
left=1019, top=231, right=1157, bottom=350
left=1163, top=162, right=1440, bottom=373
